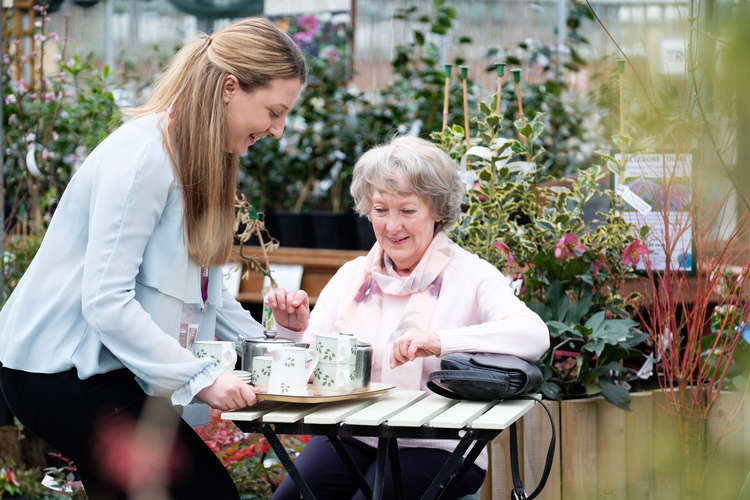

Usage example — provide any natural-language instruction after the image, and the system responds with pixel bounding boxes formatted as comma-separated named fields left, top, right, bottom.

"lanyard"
left=200, top=266, right=209, bottom=312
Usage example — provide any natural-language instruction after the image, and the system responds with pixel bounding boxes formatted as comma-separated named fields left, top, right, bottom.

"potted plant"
left=433, top=104, right=647, bottom=409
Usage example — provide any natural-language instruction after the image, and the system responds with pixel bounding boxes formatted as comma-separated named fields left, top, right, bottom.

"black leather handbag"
left=426, top=353, right=543, bottom=400
left=427, top=353, right=555, bottom=500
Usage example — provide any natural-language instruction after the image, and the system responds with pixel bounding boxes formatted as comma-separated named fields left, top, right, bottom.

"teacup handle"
left=305, top=349, right=319, bottom=382
left=223, top=347, right=238, bottom=370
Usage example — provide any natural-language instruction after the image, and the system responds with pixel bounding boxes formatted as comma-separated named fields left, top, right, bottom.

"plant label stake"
left=511, top=68, right=529, bottom=161
left=460, top=65, right=470, bottom=164
left=495, top=63, right=505, bottom=115
left=442, top=64, right=452, bottom=132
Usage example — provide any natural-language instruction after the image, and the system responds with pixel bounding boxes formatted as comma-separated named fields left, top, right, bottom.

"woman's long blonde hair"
left=128, top=18, right=306, bottom=266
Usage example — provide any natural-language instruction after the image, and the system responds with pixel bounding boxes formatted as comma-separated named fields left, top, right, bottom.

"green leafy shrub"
left=433, top=101, right=649, bottom=409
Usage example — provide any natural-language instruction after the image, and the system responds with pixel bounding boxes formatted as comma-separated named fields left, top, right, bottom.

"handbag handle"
left=427, top=369, right=521, bottom=400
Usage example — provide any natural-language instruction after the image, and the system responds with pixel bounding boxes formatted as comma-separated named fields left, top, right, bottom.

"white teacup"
left=315, top=333, right=357, bottom=364
left=313, top=362, right=355, bottom=391
left=267, top=346, right=319, bottom=395
left=194, top=341, right=237, bottom=371
left=251, top=356, right=272, bottom=386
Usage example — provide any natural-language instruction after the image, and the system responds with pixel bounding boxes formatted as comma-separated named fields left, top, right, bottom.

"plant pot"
left=355, top=216, right=376, bottom=250
left=269, top=211, right=314, bottom=248
left=311, top=211, right=357, bottom=250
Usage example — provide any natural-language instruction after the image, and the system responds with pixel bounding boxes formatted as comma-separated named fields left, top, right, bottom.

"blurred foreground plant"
left=604, top=155, right=750, bottom=497
left=195, top=409, right=309, bottom=499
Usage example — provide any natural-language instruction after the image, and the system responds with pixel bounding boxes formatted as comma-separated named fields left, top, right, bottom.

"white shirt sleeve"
left=80, top=142, right=222, bottom=405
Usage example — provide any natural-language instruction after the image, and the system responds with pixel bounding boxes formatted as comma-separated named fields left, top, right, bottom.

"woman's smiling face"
left=369, top=176, right=439, bottom=275
left=222, top=76, right=301, bottom=155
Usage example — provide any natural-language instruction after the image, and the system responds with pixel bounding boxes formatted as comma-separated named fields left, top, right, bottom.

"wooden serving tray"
left=254, top=382, right=395, bottom=403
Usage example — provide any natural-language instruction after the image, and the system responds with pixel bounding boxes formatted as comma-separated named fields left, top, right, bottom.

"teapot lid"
left=242, top=336, right=293, bottom=345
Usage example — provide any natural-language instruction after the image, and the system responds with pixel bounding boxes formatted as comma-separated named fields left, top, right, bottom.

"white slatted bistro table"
left=222, top=390, right=536, bottom=500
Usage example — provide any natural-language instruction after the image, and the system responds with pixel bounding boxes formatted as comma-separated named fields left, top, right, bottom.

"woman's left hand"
left=390, top=329, right=442, bottom=368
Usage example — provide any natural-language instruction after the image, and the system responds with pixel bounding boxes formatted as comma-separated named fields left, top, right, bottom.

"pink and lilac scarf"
left=334, top=231, right=455, bottom=389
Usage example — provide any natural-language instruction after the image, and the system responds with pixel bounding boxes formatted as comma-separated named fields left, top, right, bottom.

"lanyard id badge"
left=178, top=266, right=209, bottom=350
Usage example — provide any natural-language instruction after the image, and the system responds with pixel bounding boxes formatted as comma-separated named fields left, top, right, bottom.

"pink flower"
left=623, top=240, right=649, bottom=267
left=293, top=30, right=315, bottom=45
left=297, top=14, right=320, bottom=34
left=472, top=182, right=487, bottom=201
left=5, top=94, right=16, bottom=104
left=592, top=259, right=603, bottom=275
left=320, top=45, right=342, bottom=61
left=554, top=233, right=586, bottom=262
left=493, top=241, right=515, bottom=265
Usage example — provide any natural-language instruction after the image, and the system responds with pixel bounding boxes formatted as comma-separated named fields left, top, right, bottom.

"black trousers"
left=272, top=435, right=485, bottom=500
left=0, top=366, right=239, bottom=500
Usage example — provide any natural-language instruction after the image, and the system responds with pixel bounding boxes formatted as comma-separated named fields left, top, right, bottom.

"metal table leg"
left=260, top=424, right=316, bottom=500
left=372, top=437, right=389, bottom=500
left=420, top=433, right=475, bottom=500
left=326, top=435, right=373, bottom=499
left=453, top=439, right=490, bottom=482
left=387, top=437, right=404, bottom=500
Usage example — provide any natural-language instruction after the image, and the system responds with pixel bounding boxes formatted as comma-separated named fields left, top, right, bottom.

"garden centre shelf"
left=230, top=246, right=366, bottom=305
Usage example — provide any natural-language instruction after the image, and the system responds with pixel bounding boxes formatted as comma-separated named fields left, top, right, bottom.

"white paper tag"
left=617, top=185, right=652, bottom=215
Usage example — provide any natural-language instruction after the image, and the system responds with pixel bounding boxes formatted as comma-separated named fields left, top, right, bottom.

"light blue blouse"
left=0, top=114, right=263, bottom=406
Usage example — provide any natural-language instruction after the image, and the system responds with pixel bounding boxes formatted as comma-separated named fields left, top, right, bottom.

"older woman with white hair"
left=267, top=136, right=549, bottom=500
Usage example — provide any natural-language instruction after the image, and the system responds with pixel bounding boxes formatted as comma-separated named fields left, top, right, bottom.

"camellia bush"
left=433, top=100, right=650, bottom=409
left=2, top=5, right=121, bottom=303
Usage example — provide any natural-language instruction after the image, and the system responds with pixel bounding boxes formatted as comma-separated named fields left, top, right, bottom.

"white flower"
left=26, top=144, right=42, bottom=178
left=5, top=94, right=16, bottom=104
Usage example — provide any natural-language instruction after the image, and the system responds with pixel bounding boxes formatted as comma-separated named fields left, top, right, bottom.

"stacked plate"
left=232, top=370, right=253, bottom=384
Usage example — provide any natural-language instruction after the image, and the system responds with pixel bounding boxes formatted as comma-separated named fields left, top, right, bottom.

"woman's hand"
left=390, top=329, right=442, bottom=368
left=265, top=288, right=310, bottom=332
left=196, top=372, right=259, bottom=411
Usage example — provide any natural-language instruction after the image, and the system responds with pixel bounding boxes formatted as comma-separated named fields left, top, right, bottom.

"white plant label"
left=617, top=185, right=652, bottom=215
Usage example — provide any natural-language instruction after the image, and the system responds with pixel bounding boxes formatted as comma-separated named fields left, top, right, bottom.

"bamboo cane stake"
left=511, top=68, right=529, bottom=161
left=460, top=65, right=470, bottom=158
left=495, top=63, right=505, bottom=115
left=617, top=58, right=626, bottom=185
left=442, top=64, right=452, bottom=132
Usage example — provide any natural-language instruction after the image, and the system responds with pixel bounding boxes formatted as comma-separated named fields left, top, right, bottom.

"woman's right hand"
left=196, top=371, right=259, bottom=411
left=265, top=288, right=310, bottom=332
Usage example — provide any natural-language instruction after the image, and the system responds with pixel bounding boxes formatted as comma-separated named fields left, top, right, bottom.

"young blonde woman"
left=0, top=18, right=305, bottom=499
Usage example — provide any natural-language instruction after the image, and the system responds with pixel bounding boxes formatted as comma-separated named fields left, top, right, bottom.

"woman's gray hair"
left=350, top=136, right=464, bottom=230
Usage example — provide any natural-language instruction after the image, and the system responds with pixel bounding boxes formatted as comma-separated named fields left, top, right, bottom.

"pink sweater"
left=280, top=243, right=549, bottom=470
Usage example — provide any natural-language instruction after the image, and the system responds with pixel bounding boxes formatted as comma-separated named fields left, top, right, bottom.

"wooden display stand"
left=230, top=246, right=366, bottom=305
